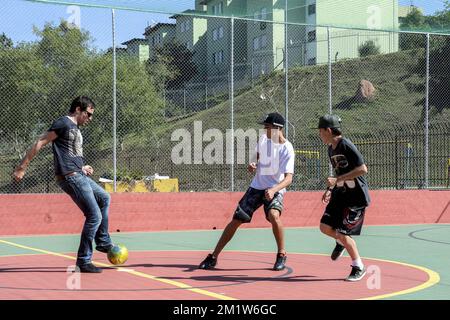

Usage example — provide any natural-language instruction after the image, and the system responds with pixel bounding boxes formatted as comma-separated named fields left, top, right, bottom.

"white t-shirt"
left=250, top=134, right=295, bottom=194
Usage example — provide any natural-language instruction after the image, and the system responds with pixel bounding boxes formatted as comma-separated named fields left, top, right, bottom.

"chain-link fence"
left=1, top=0, right=449, bottom=194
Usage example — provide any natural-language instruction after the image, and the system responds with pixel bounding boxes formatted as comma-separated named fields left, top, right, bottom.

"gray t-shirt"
left=48, top=116, right=85, bottom=175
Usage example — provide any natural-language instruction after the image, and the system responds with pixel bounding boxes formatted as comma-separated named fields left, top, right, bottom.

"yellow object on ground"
left=103, top=179, right=179, bottom=193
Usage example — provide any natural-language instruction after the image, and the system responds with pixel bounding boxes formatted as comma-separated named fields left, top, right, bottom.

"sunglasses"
left=84, top=110, right=93, bottom=118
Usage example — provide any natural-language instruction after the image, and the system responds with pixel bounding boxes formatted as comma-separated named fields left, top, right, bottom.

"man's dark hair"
left=330, top=127, right=342, bottom=136
left=69, top=96, right=95, bottom=113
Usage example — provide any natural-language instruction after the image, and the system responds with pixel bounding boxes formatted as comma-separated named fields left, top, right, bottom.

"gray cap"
left=315, top=114, right=342, bottom=129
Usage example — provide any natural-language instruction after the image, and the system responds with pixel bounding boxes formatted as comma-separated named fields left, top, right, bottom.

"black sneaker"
left=77, top=263, right=103, bottom=273
left=95, top=244, right=114, bottom=253
left=345, top=265, right=366, bottom=282
left=273, top=253, right=287, bottom=271
left=199, top=254, right=217, bottom=270
left=331, top=242, right=345, bottom=261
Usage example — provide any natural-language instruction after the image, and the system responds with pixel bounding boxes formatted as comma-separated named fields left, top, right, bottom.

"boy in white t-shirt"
left=199, top=112, right=295, bottom=271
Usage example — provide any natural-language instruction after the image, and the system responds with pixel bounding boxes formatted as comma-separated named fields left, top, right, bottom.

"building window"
left=261, top=8, right=267, bottom=20
left=260, top=61, right=267, bottom=75
left=261, top=34, right=267, bottom=48
left=213, top=2, right=223, bottom=15
left=253, top=35, right=267, bottom=51
left=253, top=11, right=259, bottom=24
left=308, top=57, right=316, bottom=65
left=153, top=34, right=161, bottom=45
left=213, top=27, right=224, bottom=41
left=253, top=37, right=260, bottom=50
left=308, top=4, right=316, bottom=15
left=181, top=21, right=190, bottom=33
left=213, top=51, right=223, bottom=64
left=308, top=30, right=316, bottom=42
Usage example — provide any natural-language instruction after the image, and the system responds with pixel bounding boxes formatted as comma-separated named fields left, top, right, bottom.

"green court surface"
left=1, top=224, right=449, bottom=300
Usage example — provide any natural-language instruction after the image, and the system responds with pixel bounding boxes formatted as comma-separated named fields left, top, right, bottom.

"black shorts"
left=321, top=201, right=366, bottom=235
left=233, top=187, right=284, bottom=223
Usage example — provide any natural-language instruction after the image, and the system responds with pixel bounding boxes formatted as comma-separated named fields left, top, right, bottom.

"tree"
left=428, top=0, right=450, bottom=30
left=30, top=21, right=164, bottom=149
left=149, top=41, right=197, bottom=89
left=0, top=45, right=51, bottom=160
left=0, top=21, right=165, bottom=190
left=399, top=8, right=428, bottom=50
left=0, top=33, right=13, bottom=49
left=414, top=37, right=450, bottom=115
left=426, top=37, right=450, bottom=112
left=34, top=21, right=91, bottom=69
left=400, top=4, right=450, bottom=50
left=401, top=7, right=427, bottom=30
left=358, top=40, right=380, bottom=57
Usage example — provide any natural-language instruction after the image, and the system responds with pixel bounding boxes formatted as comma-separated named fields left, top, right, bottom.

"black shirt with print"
left=328, top=137, right=370, bottom=207
left=48, top=116, right=85, bottom=176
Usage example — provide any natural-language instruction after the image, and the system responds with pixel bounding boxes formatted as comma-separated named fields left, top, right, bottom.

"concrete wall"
left=1, top=190, right=448, bottom=236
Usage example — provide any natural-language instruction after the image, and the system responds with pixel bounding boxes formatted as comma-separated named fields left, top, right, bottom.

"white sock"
left=352, top=258, right=364, bottom=269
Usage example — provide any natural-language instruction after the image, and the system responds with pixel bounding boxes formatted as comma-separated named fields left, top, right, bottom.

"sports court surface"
left=1, top=223, right=448, bottom=300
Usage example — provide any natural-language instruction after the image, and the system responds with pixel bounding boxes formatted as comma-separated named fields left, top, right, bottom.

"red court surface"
left=0, top=251, right=433, bottom=300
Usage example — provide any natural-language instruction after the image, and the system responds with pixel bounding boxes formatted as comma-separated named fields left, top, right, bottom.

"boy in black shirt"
left=316, top=114, right=370, bottom=282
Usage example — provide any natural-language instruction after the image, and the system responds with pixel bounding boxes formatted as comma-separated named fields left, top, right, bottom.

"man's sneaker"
left=199, top=254, right=217, bottom=270
left=273, top=253, right=287, bottom=271
left=95, top=244, right=114, bottom=253
left=331, top=243, right=345, bottom=261
left=77, top=263, right=103, bottom=273
left=345, top=265, right=366, bottom=282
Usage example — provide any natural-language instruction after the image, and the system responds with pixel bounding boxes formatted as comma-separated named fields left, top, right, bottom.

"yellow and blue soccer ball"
left=107, top=244, right=129, bottom=265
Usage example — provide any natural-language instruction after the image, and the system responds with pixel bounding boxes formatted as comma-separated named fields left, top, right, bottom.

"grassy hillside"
left=119, top=48, right=449, bottom=191
left=2, top=48, right=449, bottom=193
left=155, top=48, right=448, bottom=141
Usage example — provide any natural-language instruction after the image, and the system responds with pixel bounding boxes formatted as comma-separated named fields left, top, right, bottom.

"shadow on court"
left=0, top=266, right=68, bottom=273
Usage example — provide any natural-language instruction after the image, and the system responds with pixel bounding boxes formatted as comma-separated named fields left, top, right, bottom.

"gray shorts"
left=232, top=187, right=284, bottom=223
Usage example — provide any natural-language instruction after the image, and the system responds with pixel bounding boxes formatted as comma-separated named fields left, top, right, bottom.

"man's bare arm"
left=13, top=131, right=58, bottom=182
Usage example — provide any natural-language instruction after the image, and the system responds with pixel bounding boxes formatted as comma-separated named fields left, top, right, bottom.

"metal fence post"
left=163, top=87, right=166, bottom=117
left=230, top=17, right=235, bottom=192
left=205, top=83, right=208, bottom=110
left=183, top=88, right=186, bottom=115
left=327, top=26, right=332, bottom=115
left=327, top=26, right=333, bottom=177
left=284, top=0, right=289, bottom=139
left=112, top=9, right=117, bottom=192
left=425, top=33, right=430, bottom=189
left=251, top=58, right=254, bottom=88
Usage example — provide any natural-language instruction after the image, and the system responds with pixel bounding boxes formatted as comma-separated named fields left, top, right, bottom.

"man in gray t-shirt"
left=13, top=96, right=114, bottom=273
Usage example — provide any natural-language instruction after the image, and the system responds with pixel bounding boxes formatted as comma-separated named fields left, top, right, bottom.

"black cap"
left=314, top=114, right=342, bottom=129
left=258, top=112, right=285, bottom=128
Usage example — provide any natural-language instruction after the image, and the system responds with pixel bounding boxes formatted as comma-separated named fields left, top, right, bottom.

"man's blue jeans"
left=58, top=173, right=113, bottom=266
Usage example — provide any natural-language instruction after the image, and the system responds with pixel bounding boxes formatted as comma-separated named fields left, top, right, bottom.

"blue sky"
left=0, top=0, right=446, bottom=50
